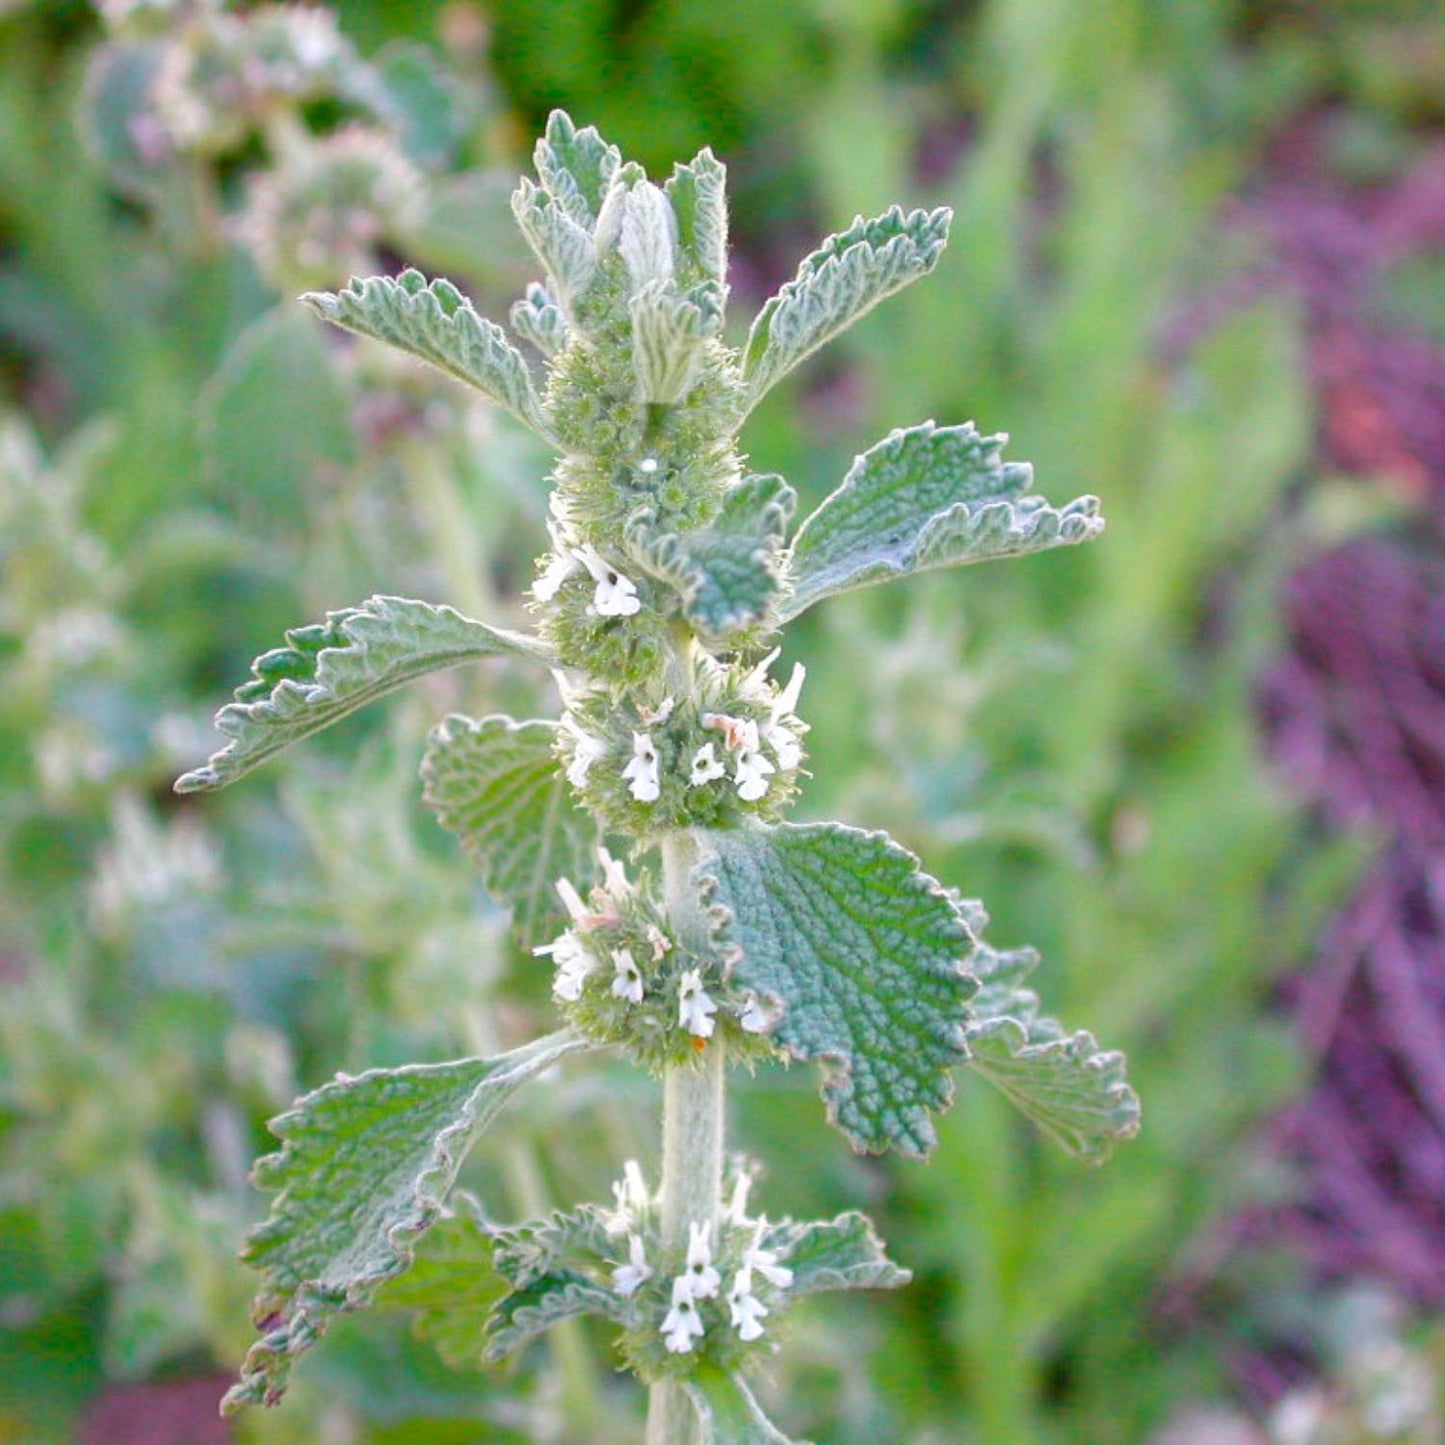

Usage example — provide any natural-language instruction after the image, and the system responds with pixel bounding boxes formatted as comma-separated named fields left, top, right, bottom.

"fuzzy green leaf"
left=761, top=1212, right=910, bottom=1298
left=666, top=148, right=729, bottom=287
left=512, top=176, right=597, bottom=307
left=639, top=474, right=796, bottom=640
left=377, top=1210, right=507, bottom=1369
left=784, top=421, right=1103, bottom=619
left=176, top=597, right=554, bottom=793
left=696, top=824, right=977, bottom=1157
left=631, top=280, right=711, bottom=404
left=534, top=110, right=620, bottom=226
left=741, top=206, right=950, bottom=412
left=510, top=282, right=567, bottom=357
left=223, top=1030, right=593, bottom=1412
left=965, top=935, right=1141, bottom=1164
left=486, top=1275, right=623, bottom=1364
left=302, top=270, right=554, bottom=440
left=420, top=714, right=598, bottom=944
left=484, top=1203, right=627, bottom=1362
left=684, top=1363, right=806, bottom=1445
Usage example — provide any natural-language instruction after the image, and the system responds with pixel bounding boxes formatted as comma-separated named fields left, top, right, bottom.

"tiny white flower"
left=608, top=1159, right=651, bottom=1234
left=621, top=731, right=661, bottom=803
left=638, top=456, right=660, bottom=474
left=638, top=695, right=675, bottom=725
left=683, top=1220, right=722, bottom=1300
left=742, top=1231, right=794, bottom=1290
left=727, top=1267, right=769, bottom=1342
left=661, top=1276, right=705, bottom=1353
left=597, top=847, right=635, bottom=899
left=701, top=711, right=750, bottom=751
left=532, top=548, right=579, bottom=602
left=574, top=544, right=641, bottom=617
left=738, top=992, right=774, bottom=1034
left=772, top=661, right=806, bottom=719
left=535, top=930, right=593, bottom=1002
left=724, top=1170, right=753, bottom=1225
left=764, top=720, right=803, bottom=772
left=678, top=969, right=718, bottom=1039
left=733, top=719, right=775, bottom=801
left=611, top=947, right=645, bottom=1004
left=688, top=742, right=726, bottom=786
left=555, top=877, right=590, bottom=924
left=561, top=717, right=608, bottom=788
left=613, top=1233, right=653, bottom=1297
left=646, top=923, right=672, bottom=960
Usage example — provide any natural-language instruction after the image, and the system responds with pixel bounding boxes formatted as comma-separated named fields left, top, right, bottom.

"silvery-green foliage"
left=182, top=110, right=1137, bottom=1437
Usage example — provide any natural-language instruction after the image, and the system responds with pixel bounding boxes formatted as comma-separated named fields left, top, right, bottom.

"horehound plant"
left=177, top=112, right=1140, bottom=1441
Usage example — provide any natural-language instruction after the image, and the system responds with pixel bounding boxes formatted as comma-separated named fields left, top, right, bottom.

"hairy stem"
left=648, top=830, right=726, bottom=1445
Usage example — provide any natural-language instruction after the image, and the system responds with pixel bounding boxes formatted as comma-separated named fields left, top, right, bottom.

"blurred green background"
left=3, top=1, right=1444, bottom=1441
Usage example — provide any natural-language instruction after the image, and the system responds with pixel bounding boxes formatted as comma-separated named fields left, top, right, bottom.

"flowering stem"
left=648, top=830, right=726, bottom=1445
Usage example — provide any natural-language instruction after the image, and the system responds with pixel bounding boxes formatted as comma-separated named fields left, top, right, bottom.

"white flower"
left=621, top=732, right=661, bottom=802
left=574, top=544, right=641, bottom=617
left=532, top=548, right=579, bottom=601
left=597, top=847, right=635, bottom=900
left=613, top=1234, right=653, bottom=1297
left=724, top=1170, right=753, bottom=1225
left=555, top=877, right=591, bottom=924
left=742, top=1233, right=794, bottom=1290
left=607, top=1160, right=651, bottom=1234
left=535, top=930, right=593, bottom=1002
left=727, top=1267, right=768, bottom=1342
left=733, top=719, right=775, bottom=801
left=638, top=456, right=660, bottom=475
left=611, top=947, right=644, bottom=1004
left=646, top=923, right=672, bottom=960
left=661, top=1275, right=705, bottom=1353
left=772, top=660, right=806, bottom=718
left=561, top=717, right=607, bottom=787
left=683, top=1220, right=721, bottom=1300
left=738, top=992, right=775, bottom=1034
left=765, top=720, right=803, bottom=772
left=688, top=742, right=726, bottom=786
left=638, top=695, right=675, bottom=725
left=678, top=969, right=718, bottom=1038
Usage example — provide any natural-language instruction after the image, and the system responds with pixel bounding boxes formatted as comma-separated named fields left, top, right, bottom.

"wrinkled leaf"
left=376, top=1209, right=507, bottom=1369
left=512, top=176, right=597, bottom=308
left=510, top=281, right=567, bottom=357
left=684, top=1362, right=806, bottom=1444
left=696, top=823, right=977, bottom=1156
left=223, top=1030, right=593, bottom=1412
left=785, top=420, right=1103, bottom=619
left=176, top=596, right=554, bottom=793
left=639, top=473, right=796, bottom=640
left=666, top=148, right=729, bottom=286
left=534, top=109, right=620, bottom=226
left=303, top=270, right=554, bottom=440
left=421, top=714, right=598, bottom=944
left=761, top=1211, right=910, bottom=1298
left=486, top=1274, right=623, bottom=1364
left=741, top=206, right=950, bottom=412
left=965, top=935, right=1141, bottom=1164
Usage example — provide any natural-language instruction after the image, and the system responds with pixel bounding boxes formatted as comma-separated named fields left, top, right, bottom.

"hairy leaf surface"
left=741, top=206, right=950, bottom=411
left=666, top=148, right=728, bottom=286
left=684, top=1363, right=806, bottom=1445
left=639, top=474, right=796, bottom=639
left=696, top=823, right=976, bottom=1156
left=965, top=936, right=1141, bottom=1163
left=761, top=1211, right=911, bottom=1298
left=303, top=270, right=554, bottom=439
left=176, top=596, right=554, bottom=793
left=421, top=714, right=598, bottom=944
left=223, top=1030, right=592, bottom=1412
left=785, top=421, right=1103, bottom=619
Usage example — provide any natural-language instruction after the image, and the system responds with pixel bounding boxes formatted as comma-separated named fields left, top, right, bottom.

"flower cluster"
left=533, top=850, right=778, bottom=1069
left=601, top=1162, right=796, bottom=1371
left=553, top=650, right=808, bottom=835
